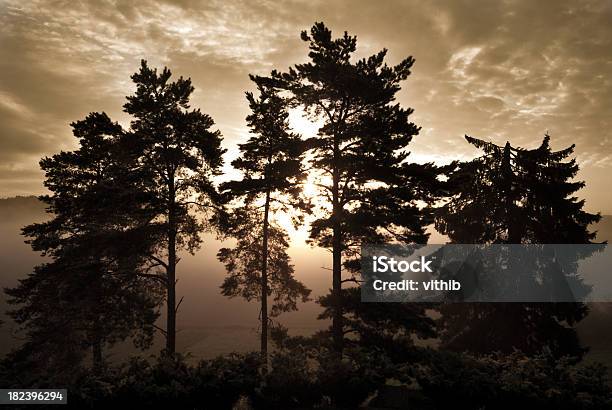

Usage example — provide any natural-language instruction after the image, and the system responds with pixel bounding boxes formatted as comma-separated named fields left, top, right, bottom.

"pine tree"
left=217, top=208, right=310, bottom=355
left=516, top=135, right=599, bottom=242
left=5, top=113, right=163, bottom=379
left=435, top=134, right=601, bottom=358
left=123, top=61, right=226, bottom=355
left=317, top=287, right=437, bottom=361
left=257, top=22, right=440, bottom=354
left=219, top=81, right=310, bottom=359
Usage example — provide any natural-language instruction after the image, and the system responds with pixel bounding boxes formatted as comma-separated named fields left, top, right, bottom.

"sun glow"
left=275, top=211, right=310, bottom=247
left=287, top=108, right=322, bottom=138
left=268, top=109, right=322, bottom=246
left=273, top=174, right=316, bottom=246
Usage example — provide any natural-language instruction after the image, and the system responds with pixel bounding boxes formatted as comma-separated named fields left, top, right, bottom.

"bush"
left=316, top=347, right=391, bottom=408
left=191, top=353, right=261, bottom=409
left=413, top=350, right=612, bottom=410
left=251, top=348, right=321, bottom=409
left=65, top=353, right=262, bottom=409
left=5, top=345, right=610, bottom=409
left=250, top=345, right=391, bottom=409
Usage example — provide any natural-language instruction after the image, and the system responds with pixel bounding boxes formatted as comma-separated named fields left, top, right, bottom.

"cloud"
left=1, top=0, right=611, bottom=211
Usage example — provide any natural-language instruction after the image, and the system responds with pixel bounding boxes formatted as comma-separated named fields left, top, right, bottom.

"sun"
left=287, top=108, right=322, bottom=139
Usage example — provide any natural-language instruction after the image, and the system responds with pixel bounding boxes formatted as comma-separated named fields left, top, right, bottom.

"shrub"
left=413, top=350, right=612, bottom=410
left=251, top=348, right=321, bottom=409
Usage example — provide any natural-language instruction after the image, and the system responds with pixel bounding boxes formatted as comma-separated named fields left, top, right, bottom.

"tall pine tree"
left=219, top=81, right=310, bottom=359
left=5, top=113, right=162, bottom=381
left=123, top=61, right=226, bottom=355
left=258, top=22, right=440, bottom=354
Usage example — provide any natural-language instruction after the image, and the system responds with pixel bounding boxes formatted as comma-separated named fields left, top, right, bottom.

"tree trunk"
left=92, top=279, right=104, bottom=372
left=332, top=138, right=343, bottom=356
left=261, top=189, right=271, bottom=362
left=166, top=248, right=176, bottom=354
left=92, top=339, right=103, bottom=372
left=166, top=182, right=177, bottom=355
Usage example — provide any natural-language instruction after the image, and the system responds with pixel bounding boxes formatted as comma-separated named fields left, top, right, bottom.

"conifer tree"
left=257, top=22, right=440, bottom=354
left=219, top=81, right=310, bottom=358
left=435, top=134, right=601, bottom=358
left=217, top=208, right=310, bottom=355
left=516, top=135, right=599, bottom=242
left=5, top=113, right=163, bottom=378
left=123, top=61, right=226, bottom=355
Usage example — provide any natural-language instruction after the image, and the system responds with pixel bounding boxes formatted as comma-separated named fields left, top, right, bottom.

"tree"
left=514, top=135, right=600, bottom=243
left=318, top=287, right=437, bottom=362
left=435, top=134, right=601, bottom=358
left=217, top=208, right=311, bottom=356
left=258, top=22, right=440, bottom=354
left=5, top=112, right=163, bottom=379
left=123, top=60, right=226, bottom=355
left=219, top=82, right=310, bottom=358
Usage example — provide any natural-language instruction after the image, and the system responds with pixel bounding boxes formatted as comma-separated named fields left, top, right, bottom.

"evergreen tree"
left=317, top=287, right=437, bottom=361
left=219, top=81, right=310, bottom=358
left=123, top=61, right=226, bottom=355
left=435, top=134, right=601, bottom=358
left=5, top=113, right=163, bottom=380
left=217, top=208, right=311, bottom=354
left=515, top=135, right=599, bottom=242
left=258, top=22, right=440, bottom=354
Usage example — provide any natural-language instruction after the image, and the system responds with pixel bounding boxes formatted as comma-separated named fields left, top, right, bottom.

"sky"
left=1, top=0, right=612, bottom=213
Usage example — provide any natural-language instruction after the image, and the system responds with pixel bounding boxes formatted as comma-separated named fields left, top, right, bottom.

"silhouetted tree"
left=515, top=135, right=600, bottom=242
left=219, top=81, right=310, bottom=358
left=123, top=60, right=225, bottom=355
left=218, top=208, right=310, bottom=354
left=435, top=134, right=601, bottom=358
left=318, top=287, right=437, bottom=361
left=5, top=113, right=163, bottom=379
left=258, top=22, right=440, bottom=354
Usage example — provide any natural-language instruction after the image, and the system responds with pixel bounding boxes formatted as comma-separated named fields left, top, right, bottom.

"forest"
left=1, top=22, right=610, bottom=409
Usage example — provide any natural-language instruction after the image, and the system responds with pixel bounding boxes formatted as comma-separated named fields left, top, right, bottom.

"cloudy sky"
left=1, top=0, right=611, bottom=212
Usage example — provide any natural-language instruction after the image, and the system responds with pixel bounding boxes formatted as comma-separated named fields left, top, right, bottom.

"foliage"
left=413, top=350, right=612, bottom=410
left=252, top=348, right=321, bottom=409
left=219, top=80, right=310, bottom=355
left=1, top=345, right=610, bottom=409
left=4, top=112, right=163, bottom=376
left=436, top=134, right=600, bottom=243
left=218, top=208, right=310, bottom=318
left=318, top=287, right=437, bottom=361
left=45, top=353, right=262, bottom=409
left=221, top=80, right=309, bottom=219
left=122, top=60, right=226, bottom=354
left=251, top=345, right=391, bottom=409
left=435, top=134, right=601, bottom=358
left=257, top=21, right=442, bottom=354
left=316, top=346, right=391, bottom=408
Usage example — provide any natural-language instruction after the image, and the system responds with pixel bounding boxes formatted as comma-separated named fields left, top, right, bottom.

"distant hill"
left=594, top=215, right=612, bottom=243
left=0, top=196, right=46, bottom=224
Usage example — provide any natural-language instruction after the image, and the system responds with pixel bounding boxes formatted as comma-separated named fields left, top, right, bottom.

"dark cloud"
left=1, top=0, right=611, bottom=211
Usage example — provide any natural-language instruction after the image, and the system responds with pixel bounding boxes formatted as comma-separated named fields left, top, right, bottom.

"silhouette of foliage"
left=123, top=60, right=226, bottom=354
left=218, top=208, right=310, bottom=347
left=435, top=134, right=602, bottom=358
left=318, top=287, right=437, bottom=361
left=5, top=112, right=163, bottom=380
left=412, top=350, right=611, bottom=410
left=257, top=21, right=442, bottom=354
left=219, top=81, right=310, bottom=358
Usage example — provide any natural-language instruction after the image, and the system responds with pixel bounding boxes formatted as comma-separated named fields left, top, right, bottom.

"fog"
left=1, top=196, right=611, bottom=366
